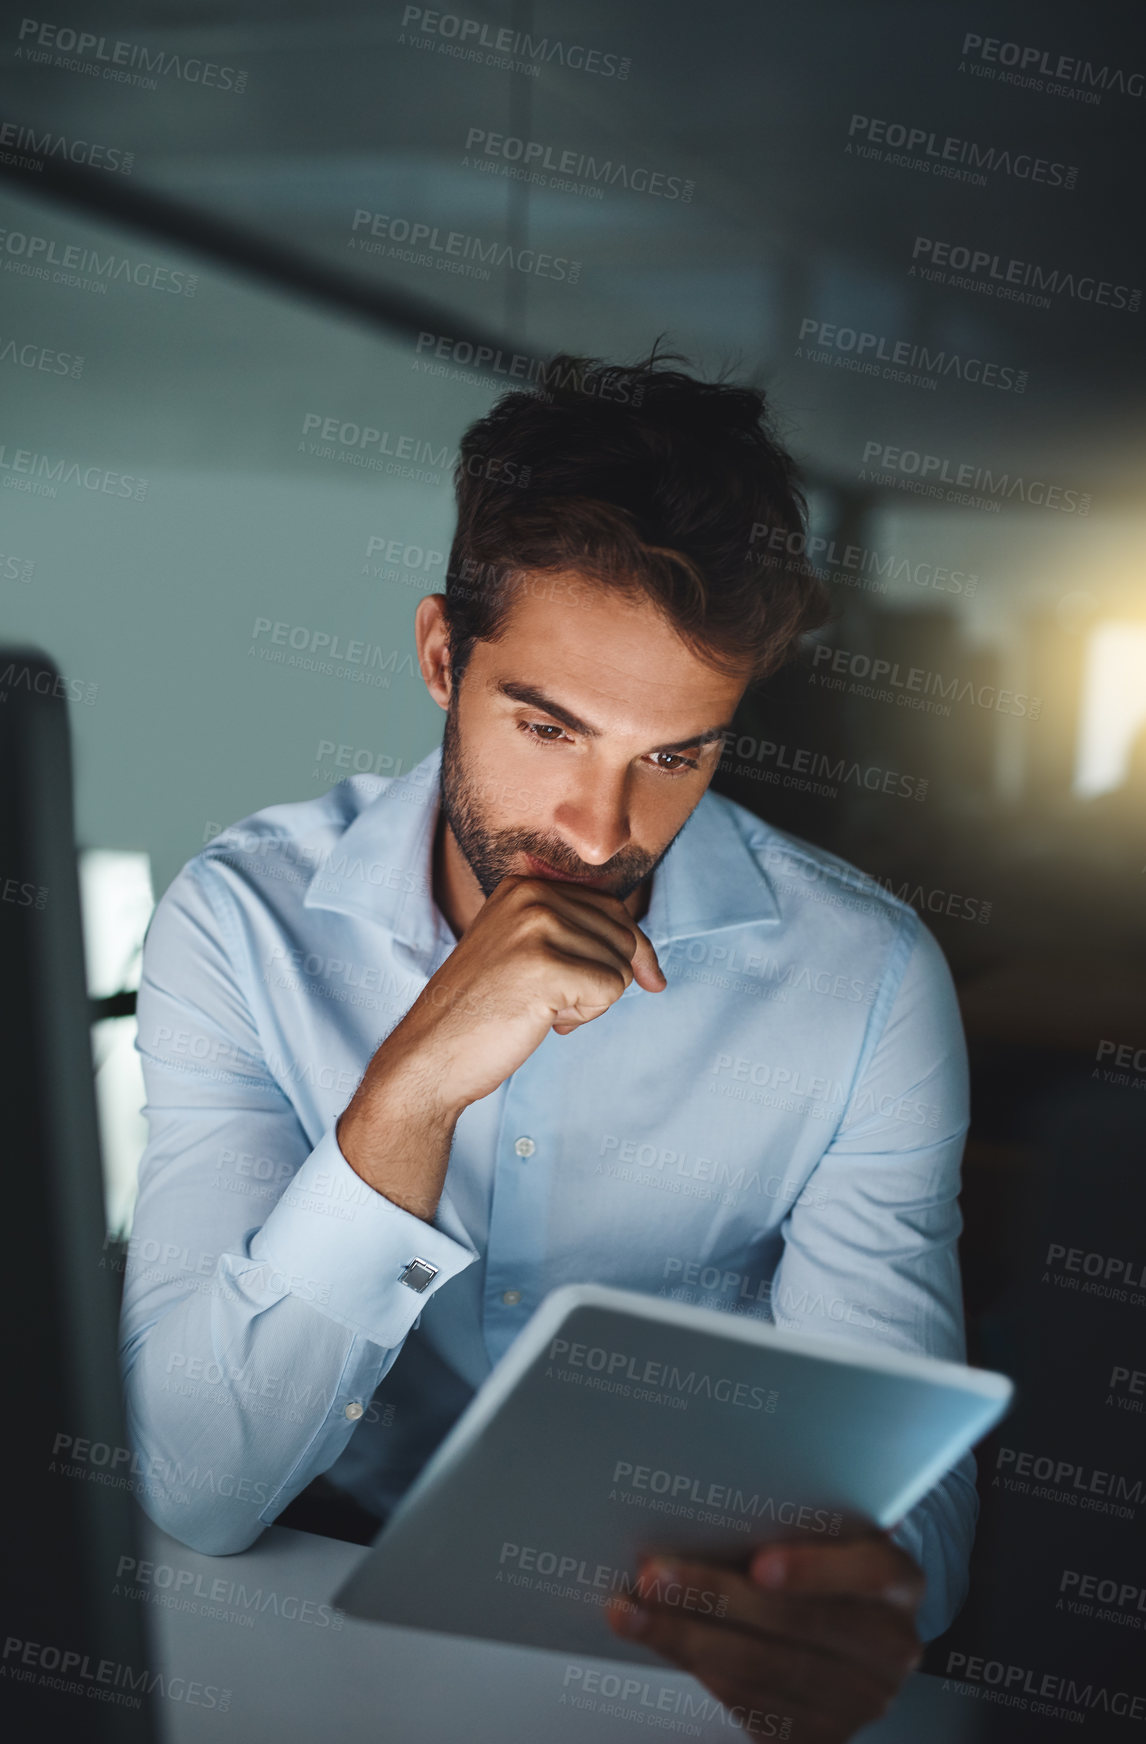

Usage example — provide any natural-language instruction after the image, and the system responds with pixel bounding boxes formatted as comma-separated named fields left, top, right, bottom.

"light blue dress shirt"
left=120, top=744, right=977, bottom=1641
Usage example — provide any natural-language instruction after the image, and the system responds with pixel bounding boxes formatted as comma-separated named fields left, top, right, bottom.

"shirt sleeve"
left=119, top=852, right=478, bottom=1556
left=766, top=912, right=978, bottom=1642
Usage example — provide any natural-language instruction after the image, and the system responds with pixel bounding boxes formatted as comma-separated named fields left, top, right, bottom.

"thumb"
left=630, top=923, right=666, bottom=992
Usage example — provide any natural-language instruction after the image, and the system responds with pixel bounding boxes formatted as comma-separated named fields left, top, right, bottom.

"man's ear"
left=414, top=594, right=452, bottom=709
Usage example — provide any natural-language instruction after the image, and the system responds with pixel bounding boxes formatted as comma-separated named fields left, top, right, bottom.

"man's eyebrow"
left=655, top=724, right=732, bottom=754
left=495, top=680, right=732, bottom=754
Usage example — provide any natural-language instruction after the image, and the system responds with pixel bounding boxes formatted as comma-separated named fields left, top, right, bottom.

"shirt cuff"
left=250, top=1125, right=478, bottom=1347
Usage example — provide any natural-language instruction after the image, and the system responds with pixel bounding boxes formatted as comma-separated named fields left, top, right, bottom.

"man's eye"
left=649, top=751, right=698, bottom=773
left=522, top=721, right=567, bottom=742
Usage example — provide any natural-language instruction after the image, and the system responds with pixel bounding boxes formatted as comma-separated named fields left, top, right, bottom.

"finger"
left=749, top=1532, right=925, bottom=1610
left=538, top=917, right=646, bottom=1021
left=630, top=1557, right=923, bottom=1679
left=606, top=1599, right=896, bottom=1721
left=628, top=920, right=666, bottom=991
left=522, top=879, right=666, bottom=992
left=520, top=880, right=645, bottom=970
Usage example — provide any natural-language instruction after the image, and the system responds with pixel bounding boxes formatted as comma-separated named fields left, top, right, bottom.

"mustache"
left=497, top=830, right=655, bottom=883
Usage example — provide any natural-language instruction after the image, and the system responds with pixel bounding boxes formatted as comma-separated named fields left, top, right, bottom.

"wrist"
left=336, top=1045, right=465, bottom=1220
left=364, top=1035, right=470, bottom=1127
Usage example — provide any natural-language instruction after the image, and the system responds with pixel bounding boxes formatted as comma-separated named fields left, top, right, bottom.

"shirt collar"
left=302, top=749, right=446, bottom=968
left=303, top=744, right=780, bottom=969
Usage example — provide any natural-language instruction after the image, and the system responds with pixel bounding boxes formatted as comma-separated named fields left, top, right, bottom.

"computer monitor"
left=0, top=647, right=156, bottom=1739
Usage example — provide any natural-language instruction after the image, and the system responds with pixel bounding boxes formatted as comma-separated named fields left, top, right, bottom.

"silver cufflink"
left=399, top=1257, right=438, bottom=1293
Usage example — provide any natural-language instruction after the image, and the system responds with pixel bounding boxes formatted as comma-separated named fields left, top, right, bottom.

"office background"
left=2, top=2, right=1145, bottom=1737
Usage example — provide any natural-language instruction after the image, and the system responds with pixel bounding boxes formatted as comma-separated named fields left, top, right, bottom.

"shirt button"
left=514, top=1136, right=536, bottom=1157
left=501, top=1290, right=522, bottom=1306
left=344, top=1402, right=364, bottom=1421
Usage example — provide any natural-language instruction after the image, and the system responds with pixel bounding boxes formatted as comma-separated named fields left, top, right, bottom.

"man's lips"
left=523, top=852, right=611, bottom=888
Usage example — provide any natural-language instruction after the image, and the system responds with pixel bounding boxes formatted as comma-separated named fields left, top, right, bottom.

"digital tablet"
left=333, top=1282, right=1013, bottom=1660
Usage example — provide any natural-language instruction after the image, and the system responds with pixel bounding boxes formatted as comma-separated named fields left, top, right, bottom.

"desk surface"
left=138, top=1516, right=982, bottom=1744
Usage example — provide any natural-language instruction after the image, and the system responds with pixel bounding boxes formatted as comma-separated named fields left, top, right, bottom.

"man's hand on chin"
left=605, top=1530, right=926, bottom=1743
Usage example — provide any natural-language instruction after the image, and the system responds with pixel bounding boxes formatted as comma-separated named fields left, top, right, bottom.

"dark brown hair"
left=444, top=347, right=829, bottom=687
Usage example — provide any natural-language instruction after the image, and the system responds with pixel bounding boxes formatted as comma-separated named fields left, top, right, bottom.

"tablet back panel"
left=334, top=1290, right=1011, bottom=1661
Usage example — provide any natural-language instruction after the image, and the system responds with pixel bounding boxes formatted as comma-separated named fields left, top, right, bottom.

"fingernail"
left=752, top=1551, right=786, bottom=1588
left=644, top=1559, right=679, bottom=1583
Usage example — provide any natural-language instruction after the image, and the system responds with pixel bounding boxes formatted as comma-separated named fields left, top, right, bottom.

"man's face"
left=436, top=575, right=750, bottom=902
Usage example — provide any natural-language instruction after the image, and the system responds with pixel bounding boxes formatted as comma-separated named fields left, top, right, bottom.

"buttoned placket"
left=481, top=1041, right=566, bottom=1360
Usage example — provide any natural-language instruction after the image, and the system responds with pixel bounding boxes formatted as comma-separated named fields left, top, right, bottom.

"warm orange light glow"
left=1074, top=621, right=1146, bottom=796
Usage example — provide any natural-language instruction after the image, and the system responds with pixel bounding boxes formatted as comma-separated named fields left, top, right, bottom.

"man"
left=122, top=353, right=976, bottom=1741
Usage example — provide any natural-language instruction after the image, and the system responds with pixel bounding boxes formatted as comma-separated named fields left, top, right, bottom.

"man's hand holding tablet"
left=608, top=1529, right=926, bottom=1742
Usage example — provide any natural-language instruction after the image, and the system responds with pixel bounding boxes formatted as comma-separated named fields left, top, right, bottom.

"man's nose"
left=551, top=764, right=632, bottom=866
